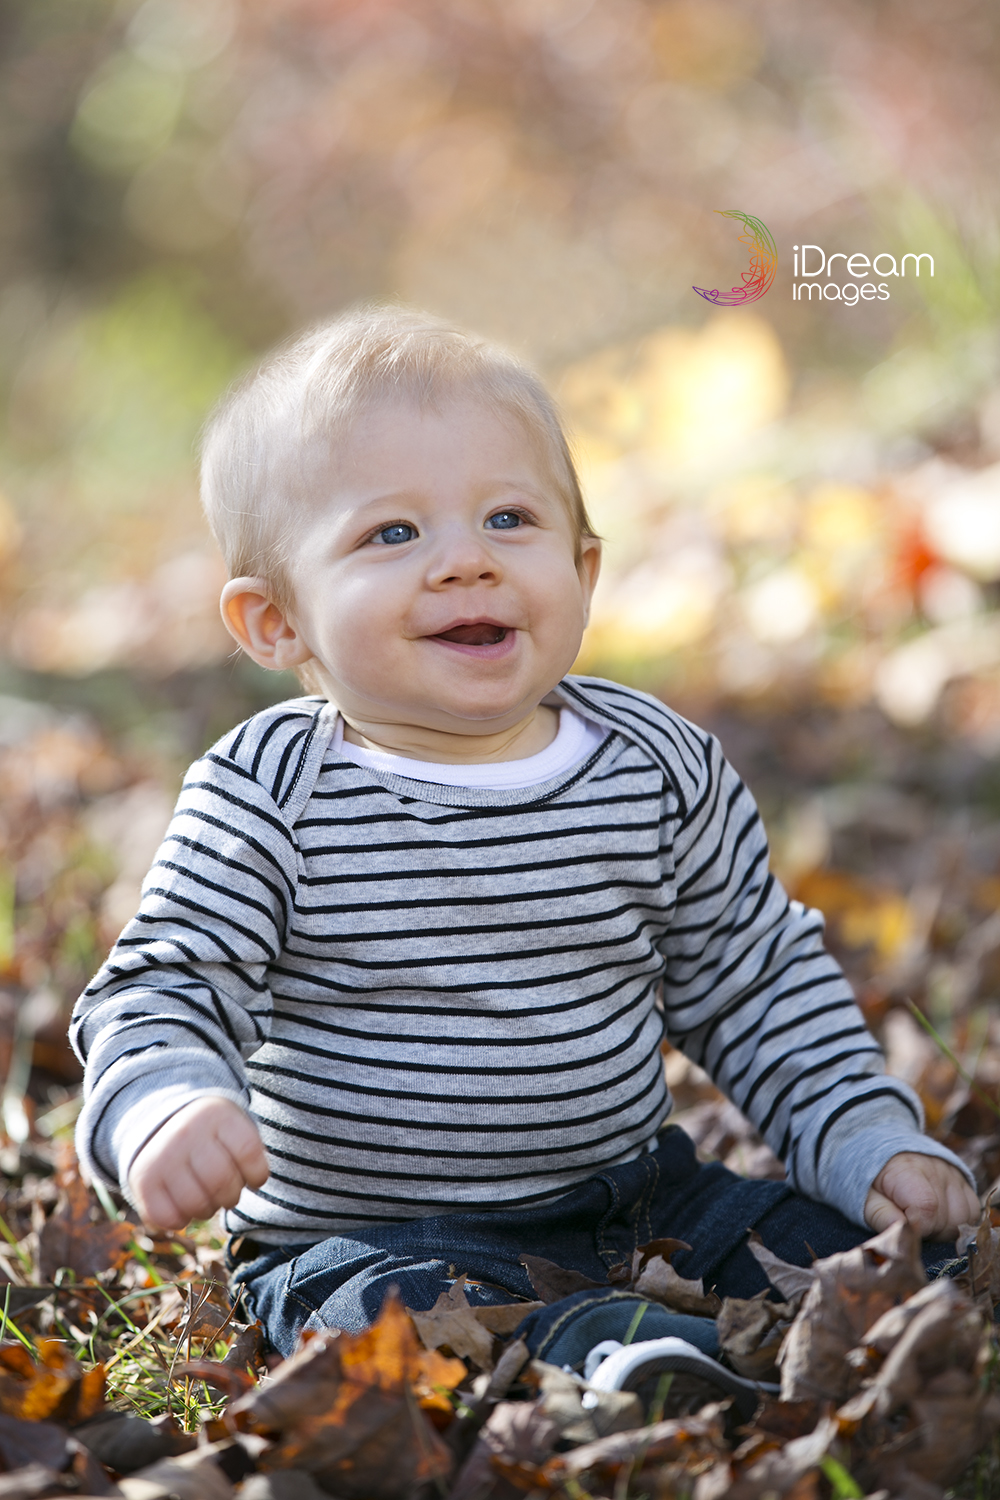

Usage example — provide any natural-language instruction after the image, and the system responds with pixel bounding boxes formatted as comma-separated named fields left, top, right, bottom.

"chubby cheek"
left=311, top=586, right=411, bottom=690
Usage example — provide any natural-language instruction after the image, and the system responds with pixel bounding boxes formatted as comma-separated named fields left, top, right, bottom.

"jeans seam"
left=641, top=1153, right=659, bottom=1248
left=595, top=1175, right=622, bottom=1268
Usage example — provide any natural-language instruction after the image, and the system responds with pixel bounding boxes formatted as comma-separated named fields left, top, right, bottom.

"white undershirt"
left=333, top=706, right=608, bottom=789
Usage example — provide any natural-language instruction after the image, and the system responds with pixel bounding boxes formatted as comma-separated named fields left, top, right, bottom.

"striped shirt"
left=72, top=676, right=961, bottom=1242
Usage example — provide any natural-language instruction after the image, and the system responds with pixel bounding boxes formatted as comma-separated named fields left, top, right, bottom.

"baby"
left=72, top=308, right=977, bottom=1364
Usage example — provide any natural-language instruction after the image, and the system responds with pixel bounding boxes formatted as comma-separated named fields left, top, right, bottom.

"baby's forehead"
left=305, top=394, right=561, bottom=500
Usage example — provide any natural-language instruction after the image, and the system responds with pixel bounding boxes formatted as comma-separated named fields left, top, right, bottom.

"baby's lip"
left=427, top=618, right=512, bottom=646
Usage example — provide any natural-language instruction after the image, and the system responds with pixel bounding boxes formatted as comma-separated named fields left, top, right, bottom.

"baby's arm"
left=71, top=706, right=320, bottom=1221
left=865, top=1151, right=980, bottom=1239
left=128, top=1098, right=269, bottom=1230
left=657, top=725, right=976, bottom=1228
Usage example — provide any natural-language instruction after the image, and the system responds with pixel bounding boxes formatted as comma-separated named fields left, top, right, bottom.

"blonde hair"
left=200, top=305, right=596, bottom=621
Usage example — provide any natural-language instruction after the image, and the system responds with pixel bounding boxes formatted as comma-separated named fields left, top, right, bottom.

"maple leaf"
left=634, top=1257, right=722, bottom=1316
left=716, top=1289, right=797, bottom=1381
left=408, top=1277, right=543, bottom=1370
left=36, top=1152, right=134, bottom=1284
left=518, top=1254, right=604, bottom=1304
left=0, top=1339, right=105, bottom=1425
left=746, top=1231, right=817, bottom=1305
left=408, top=1276, right=498, bottom=1370
left=232, top=1294, right=466, bottom=1500
left=778, top=1220, right=926, bottom=1403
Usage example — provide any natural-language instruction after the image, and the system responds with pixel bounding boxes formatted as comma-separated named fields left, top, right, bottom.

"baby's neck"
left=340, top=704, right=559, bottom=764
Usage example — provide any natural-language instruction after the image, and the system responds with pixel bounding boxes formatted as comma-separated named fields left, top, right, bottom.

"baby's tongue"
left=435, top=623, right=506, bottom=646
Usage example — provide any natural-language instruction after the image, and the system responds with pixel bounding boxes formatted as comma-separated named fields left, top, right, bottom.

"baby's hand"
left=127, top=1097, right=269, bottom=1231
left=864, top=1151, right=980, bottom=1241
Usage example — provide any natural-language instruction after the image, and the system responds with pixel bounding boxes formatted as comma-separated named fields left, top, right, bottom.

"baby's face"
left=283, top=397, right=601, bottom=736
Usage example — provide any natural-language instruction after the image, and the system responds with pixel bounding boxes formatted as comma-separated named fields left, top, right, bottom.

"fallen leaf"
left=542, top=1403, right=727, bottom=1485
left=778, top=1221, right=927, bottom=1402
left=234, top=1295, right=465, bottom=1500
left=408, top=1276, right=496, bottom=1370
left=749, top=1397, right=823, bottom=1442
left=909, top=1389, right=1000, bottom=1486
left=528, top=1361, right=642, bottom=1446
left=860, top=1280, right=985, bottom=1420
left=695, top=1414, right=838, bottom=1500
left=747, top=1231, right=817, bottom=1303
left=518, top=1254, right=603, bottom=1304
left=959, top=1205, right=1000, bottom=1307
left=222, top=1321, right=266, bottom=1373
left=120, top=1442, right=234, bottom=1500
left=634, top=1254, right=722, bottom=1317
left=0, top=1340, right=105, bottom=1425
left=449, top=1399, right=559, bottom=1500
left=482, top=1337, right=529, bottom=1403
left=36, top=1163, right=134, bottom=1284
left=717, top=1291, right=797, bottom=1381
left=0, top=1413, right=72, bottom=1474
left=473, top=1301, right=543, bottom=1335
left=75, top=1412, right=190, bottom=1475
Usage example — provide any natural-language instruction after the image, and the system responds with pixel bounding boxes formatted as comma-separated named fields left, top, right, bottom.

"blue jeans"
left=229, top=1125, right=957, bottom=1358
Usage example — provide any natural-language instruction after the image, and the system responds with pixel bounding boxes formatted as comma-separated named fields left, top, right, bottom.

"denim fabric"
left=229, top=1125, right=957, bottom=1358
left=516, top=1287, right=721, bottom=1365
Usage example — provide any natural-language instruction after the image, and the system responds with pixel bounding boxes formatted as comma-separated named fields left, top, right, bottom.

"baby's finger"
left=864, top=1187, right=907, bottom=1234
left=219, top=1116, right=269, bottom=1189
left=131, top=1172, right=188, bottom=1232
left=190, top=1137, right=250, bottom=1212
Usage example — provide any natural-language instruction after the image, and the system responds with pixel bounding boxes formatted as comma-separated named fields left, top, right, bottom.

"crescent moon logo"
left=693, top=211, right=777, bottom=306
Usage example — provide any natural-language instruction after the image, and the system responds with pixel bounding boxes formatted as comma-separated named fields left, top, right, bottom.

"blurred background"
left=2, top=0, right=1000, bottom=1188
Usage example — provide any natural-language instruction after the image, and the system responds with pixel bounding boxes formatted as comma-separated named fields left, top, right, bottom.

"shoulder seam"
left=559, top=678, right=697, bottom=821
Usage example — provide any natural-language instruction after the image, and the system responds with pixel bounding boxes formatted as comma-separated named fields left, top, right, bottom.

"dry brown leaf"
left=0, top=1413, right=72, bottom=1475
left=449, top=1399, right=559, bottom=1500
left=121, top=1442, right=235, bottom=1500
left=0, top=1340, right=105, bottom=1425
left=408, top=1276, right=495, bottom=1370
left=36, top=1166, right=134, bottom=1284
left=473, top=1300, right=544, bottom=1335
left=221, top=1321, right=266, bottom=1373
left=716, top=1290, right=797, bottom=1381
left=846, top=1278, right=949, bottom=1359
left=694, top=1414, right=838, bottom=1500
left=958, top=1204, right=1000, bottom=1307
left=543, top=1402, right=727, bottom=1485
left=749, top=1396, right=823, bottom=1442
left=746, top=1231, right=817, bottom=1304
left=914, top=1389, right=1000, bottom=1486
left=518, top=1254, right=603, bottom=1304
left=634, top=1254, right=722, bottom=1317
left=75, top=1412, right=192, bottom=1475
left=862, top=1281, right=985, bottom=1420
left=778, top=1220, right=926, bottom=1403
left=529, top=1361, right=642, bottom=1445
left=177, top=1297, right=233, bottom=1345
left=233, top=1295, right=465, bottom=1500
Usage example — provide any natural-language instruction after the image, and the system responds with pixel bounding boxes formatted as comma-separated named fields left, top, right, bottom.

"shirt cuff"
left=821, top=1126, right=976, bottom=1227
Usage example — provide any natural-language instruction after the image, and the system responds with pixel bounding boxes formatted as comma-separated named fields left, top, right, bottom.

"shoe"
left=585, top=1336, right=777, bottom=1425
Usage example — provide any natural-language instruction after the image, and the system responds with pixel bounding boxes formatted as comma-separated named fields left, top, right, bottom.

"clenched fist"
left=864, top=1151, right=980, bottom=1242
left=128, top=1097, right=269, bottom=1231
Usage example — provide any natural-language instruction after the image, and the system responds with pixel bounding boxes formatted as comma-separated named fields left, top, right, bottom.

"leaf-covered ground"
left=2, top=689, right=1000, bottom=1498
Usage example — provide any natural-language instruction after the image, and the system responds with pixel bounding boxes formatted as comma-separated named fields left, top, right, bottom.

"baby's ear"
left=578, top=535, right=602, bottom=620
left=220, top=578, right=314, bottom=672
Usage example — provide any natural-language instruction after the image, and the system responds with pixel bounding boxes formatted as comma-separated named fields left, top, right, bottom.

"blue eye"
left=376, top=523, right=416, bottom=545
left=486, top=511, right=522, bottom=530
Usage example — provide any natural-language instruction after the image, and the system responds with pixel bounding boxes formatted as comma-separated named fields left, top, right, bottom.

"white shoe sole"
left=586, top=1336, right=777, bottom=1422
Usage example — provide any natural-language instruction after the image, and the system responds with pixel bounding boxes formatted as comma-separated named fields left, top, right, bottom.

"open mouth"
left=432, top=623, right=508, bottom=646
